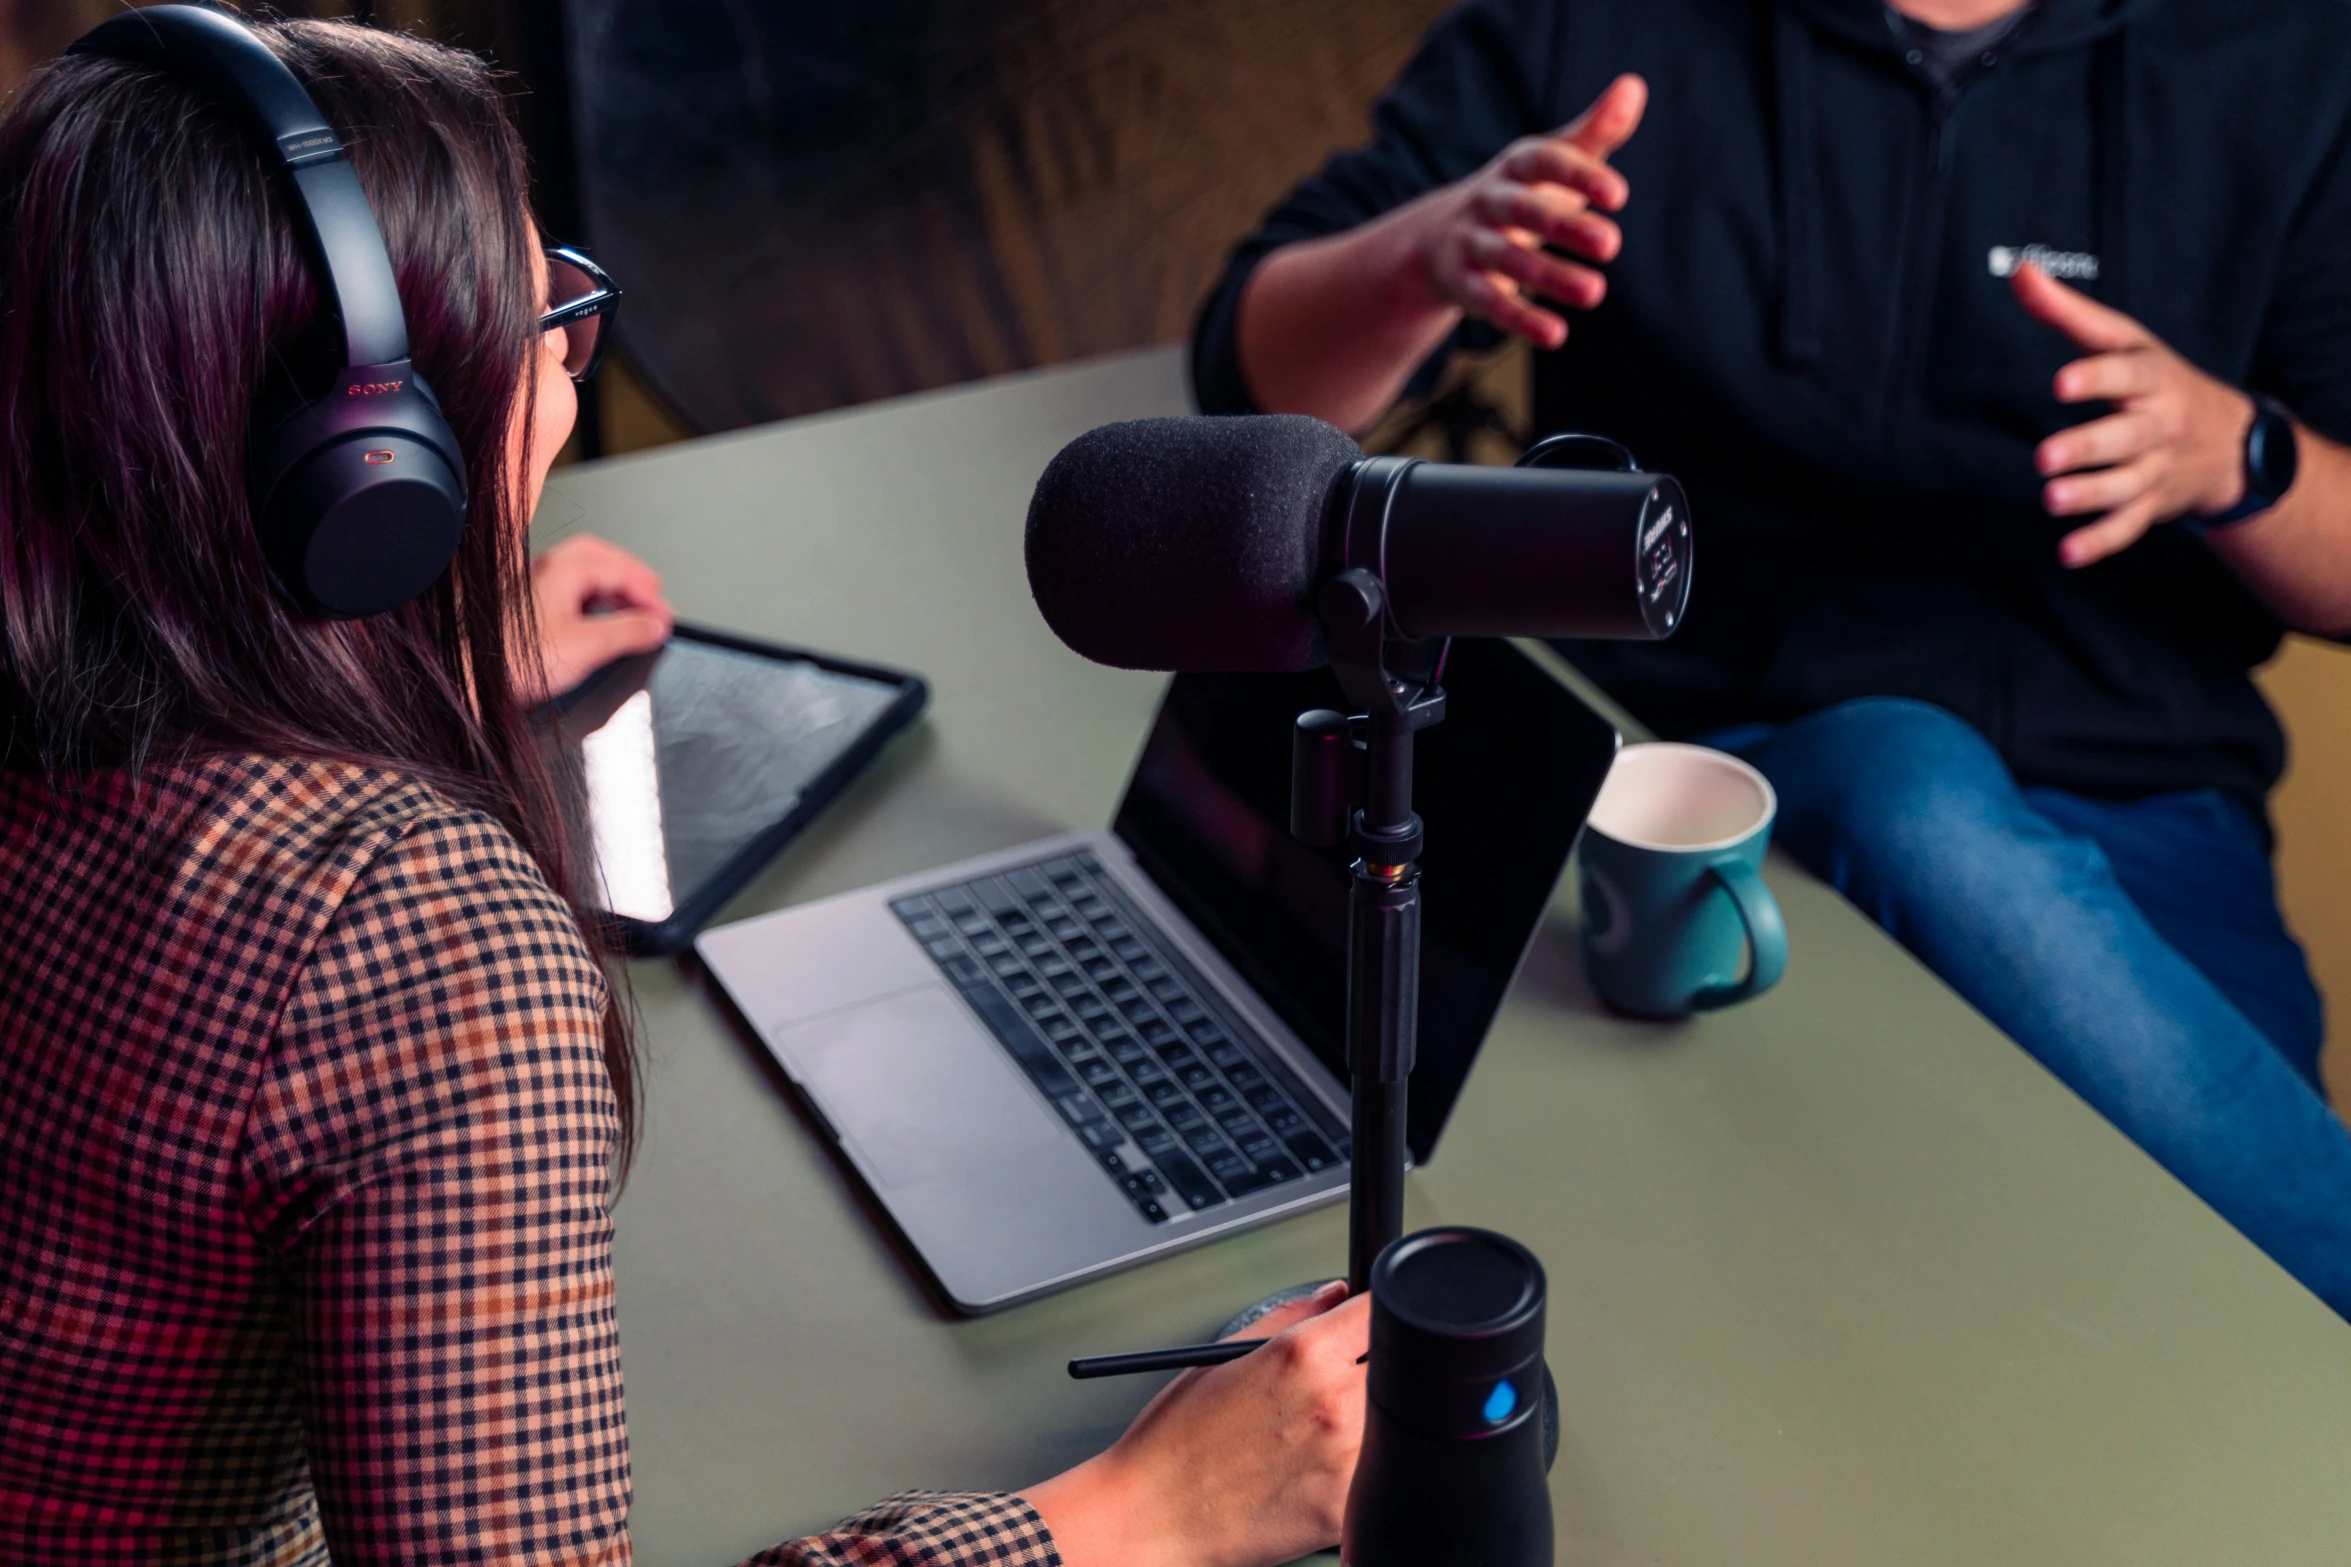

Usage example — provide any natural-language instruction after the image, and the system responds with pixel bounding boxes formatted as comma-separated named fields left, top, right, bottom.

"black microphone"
left=1347, top=1228, right=1554, bottom=1567
left=1024, top=414, right=1690, bottom=672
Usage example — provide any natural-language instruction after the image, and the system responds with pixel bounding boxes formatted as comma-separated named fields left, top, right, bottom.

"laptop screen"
left=1112, top=638, right=1619, bottom=1163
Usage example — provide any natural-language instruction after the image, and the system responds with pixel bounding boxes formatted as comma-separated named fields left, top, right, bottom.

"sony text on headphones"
left=70, top=4, right=469, bottom=618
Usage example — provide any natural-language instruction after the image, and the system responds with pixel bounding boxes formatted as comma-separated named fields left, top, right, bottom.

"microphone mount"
left=1292, top=566, right=1449, bottom=1291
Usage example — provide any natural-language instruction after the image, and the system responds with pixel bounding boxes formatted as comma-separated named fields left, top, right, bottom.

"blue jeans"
left=1704, top=697, right=2351, bottom=1319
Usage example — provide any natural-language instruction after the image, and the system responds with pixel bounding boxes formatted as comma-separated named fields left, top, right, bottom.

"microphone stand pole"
left=1302, top=569, right=1448, bottom=1293
left=1314, top=436, right=1631, bottom=1289
left=1345, top=703, right=1425, bottom=1292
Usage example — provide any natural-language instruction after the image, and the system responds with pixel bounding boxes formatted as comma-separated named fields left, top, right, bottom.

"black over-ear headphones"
left=71, top=4, right=469, bottom=619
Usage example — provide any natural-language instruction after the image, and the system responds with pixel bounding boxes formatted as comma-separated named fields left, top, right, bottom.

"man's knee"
left=1743, top=699, right=2077, bottom=921
left=1749, top=699, right=2006, bottom=857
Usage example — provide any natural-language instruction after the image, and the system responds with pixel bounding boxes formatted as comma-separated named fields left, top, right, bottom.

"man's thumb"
left=1563, top=73, right=1648, bottom=156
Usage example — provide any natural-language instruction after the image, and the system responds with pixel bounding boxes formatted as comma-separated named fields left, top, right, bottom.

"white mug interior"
left=1586, top=743, right=1776, bottom=852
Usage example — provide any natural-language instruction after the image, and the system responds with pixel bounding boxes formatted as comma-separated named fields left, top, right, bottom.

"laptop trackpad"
left=780, top=987, right=1056, bottom=1192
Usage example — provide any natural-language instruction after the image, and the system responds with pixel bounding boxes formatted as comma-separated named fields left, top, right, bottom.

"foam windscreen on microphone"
left=1025, top=415, right=1363, bottom=672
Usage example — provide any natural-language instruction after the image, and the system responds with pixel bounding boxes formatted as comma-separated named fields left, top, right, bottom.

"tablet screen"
left=556, top=636, right=909, bottom=924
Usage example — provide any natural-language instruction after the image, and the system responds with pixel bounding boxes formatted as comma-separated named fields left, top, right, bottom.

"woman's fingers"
left=1080, top=1289, right=1369, bottom=1567
left=552, top=606, right=671, bottom=673
left=537, top=532, right=669, bottom=613
left=522, top=534, right=677, bottom=702
left=525, top=606, right=673, bottom=705
left=1221, top=1280, right=1348, bottom=1342
left=1282, top=1286, right=1372, bottom=1366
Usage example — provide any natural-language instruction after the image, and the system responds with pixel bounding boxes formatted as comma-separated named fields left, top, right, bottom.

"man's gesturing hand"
left=2015, top=262, right=2261, bottom=568
left=1413, top=74, right=1648, bottom=350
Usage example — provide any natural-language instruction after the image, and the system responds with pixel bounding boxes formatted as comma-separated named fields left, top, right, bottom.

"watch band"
left=2198, top=396, right=2299, bottom=529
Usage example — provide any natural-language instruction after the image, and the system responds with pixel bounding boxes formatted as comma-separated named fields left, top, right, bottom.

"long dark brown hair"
left=0, top=16, right=638, bottom=1168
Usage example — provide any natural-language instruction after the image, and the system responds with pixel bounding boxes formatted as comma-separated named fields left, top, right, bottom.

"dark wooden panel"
left=569, top=0, right=1455, bottom=432
left=5, top=1, right=1457, bottom=436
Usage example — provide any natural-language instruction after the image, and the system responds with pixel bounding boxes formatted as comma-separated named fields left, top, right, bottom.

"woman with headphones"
left=0, top=11, right=1367, bottom=1565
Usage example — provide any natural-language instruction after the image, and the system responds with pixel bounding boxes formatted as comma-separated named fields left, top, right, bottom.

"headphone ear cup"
left=249, top=370, right=470, bottom=619
left=256, top=432, right=466, bottom=617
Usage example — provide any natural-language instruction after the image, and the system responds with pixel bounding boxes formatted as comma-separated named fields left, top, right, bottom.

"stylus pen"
left=1066, top=1339, right=1267, bottom=1379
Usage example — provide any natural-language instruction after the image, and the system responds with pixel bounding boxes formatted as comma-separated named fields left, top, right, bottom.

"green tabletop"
left=541, top=348, right=2351, bottom=1567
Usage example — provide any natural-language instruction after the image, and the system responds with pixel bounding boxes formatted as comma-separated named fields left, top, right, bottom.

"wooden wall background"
left=562, top=0, right=1460, bottom=434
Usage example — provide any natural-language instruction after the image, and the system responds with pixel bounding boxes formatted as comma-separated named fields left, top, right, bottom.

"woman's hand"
left=1022, top=1282, right=1370, bottom=1567
left=520, top=534, right=675, bottom=705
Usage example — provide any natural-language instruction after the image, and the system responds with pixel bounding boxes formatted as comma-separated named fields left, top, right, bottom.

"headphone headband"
left=70, top=4, right=410, bottom=368
left=64, top=3, right=468, bottom=619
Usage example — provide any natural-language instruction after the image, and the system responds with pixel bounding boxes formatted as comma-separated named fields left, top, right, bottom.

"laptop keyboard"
left=891, top=852, right=1348, bottom=1225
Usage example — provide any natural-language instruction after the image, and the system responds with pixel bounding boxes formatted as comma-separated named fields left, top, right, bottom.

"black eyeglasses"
left=540, top=245, right=620, bottom=383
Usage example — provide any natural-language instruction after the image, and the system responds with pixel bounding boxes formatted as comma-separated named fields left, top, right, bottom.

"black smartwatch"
left=2200, top=395, right=2300, bottom=528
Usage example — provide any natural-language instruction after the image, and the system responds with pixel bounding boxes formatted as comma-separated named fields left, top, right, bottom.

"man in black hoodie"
left=1192, top=0, right=2351, bottom=1317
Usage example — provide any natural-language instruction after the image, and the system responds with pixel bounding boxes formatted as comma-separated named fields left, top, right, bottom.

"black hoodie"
left=1193, top=0, right=2351, bottom=813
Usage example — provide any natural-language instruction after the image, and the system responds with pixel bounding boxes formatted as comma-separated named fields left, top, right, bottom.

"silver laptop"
left=697, top=637, right=1619, bottom=1312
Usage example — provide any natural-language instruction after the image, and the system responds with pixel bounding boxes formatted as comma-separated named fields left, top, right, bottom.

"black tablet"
left=545, top=623, right=927, bottom=954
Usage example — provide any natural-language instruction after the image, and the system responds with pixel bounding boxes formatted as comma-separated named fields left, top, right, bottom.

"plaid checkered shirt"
left=0, top=756, right=1061, bottom=1567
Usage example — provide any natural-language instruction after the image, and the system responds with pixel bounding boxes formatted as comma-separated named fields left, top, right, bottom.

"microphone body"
left=1364, top=459, right=1686, bottom=642
left=1024, top=415, right=1690, bottom=673
left=1345, top=1228, right=1553, bottom=1567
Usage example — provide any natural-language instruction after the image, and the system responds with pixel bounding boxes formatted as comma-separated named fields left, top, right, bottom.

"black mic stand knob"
left=1290, top=709, right=1358, bottom=847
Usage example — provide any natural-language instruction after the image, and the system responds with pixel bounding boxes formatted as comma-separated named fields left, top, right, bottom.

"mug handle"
left=1690, top=858, right=1788, bottom=1010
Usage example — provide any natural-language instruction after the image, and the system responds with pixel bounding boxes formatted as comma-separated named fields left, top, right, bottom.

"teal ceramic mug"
left=1578, top=743, right=1788, bottom=1018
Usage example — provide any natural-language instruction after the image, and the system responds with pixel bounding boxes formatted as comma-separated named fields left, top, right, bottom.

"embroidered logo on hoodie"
left=1987, top=244, right=2101, bottom=280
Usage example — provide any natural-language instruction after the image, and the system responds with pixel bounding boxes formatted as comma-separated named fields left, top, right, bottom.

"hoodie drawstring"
left=1771, top=5, right=1824, bottom=366
left=2092, top=22, right=2133, bottom=319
